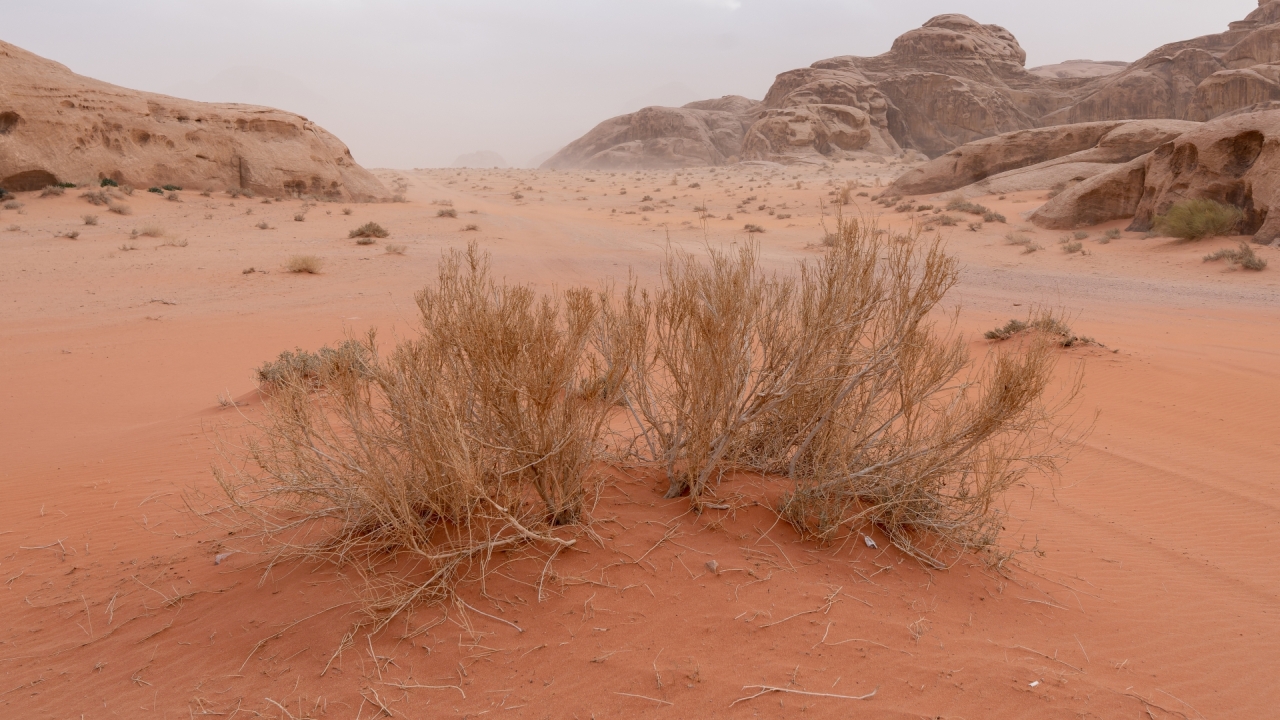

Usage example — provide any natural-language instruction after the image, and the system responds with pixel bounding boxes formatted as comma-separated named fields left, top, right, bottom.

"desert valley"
left=1, top=4, right=1279, bottom=719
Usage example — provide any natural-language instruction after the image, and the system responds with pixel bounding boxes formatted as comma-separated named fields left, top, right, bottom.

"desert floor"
left=1, top=163, right=1277, bottom=719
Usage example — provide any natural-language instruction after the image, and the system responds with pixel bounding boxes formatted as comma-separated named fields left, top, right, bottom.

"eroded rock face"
left=1031, top=110, right=1280, bottom=243
left=549, top=3, right=1280, bottom=169
left=0, top=40, right=387, bottom=199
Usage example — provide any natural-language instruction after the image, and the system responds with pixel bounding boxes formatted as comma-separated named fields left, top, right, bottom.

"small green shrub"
left=100, top=178, right=118, bottom=187
left=162, top=184, right=182, bottom=192
left=1154, top=199, right=1242, bottom=240
left=349, top=221, right=389, bottom=238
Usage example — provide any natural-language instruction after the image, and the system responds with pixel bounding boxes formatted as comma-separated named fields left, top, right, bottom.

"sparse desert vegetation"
left=385, top=243, right=407, bottom=254
left=82, top=214, right=97, bottom=225
left=1204, top=242, right=1267, bottom=270
left=349, top=221, right=389, bottom=238
left=437, top=207, right=458, bottom=218
left=286, top=255, right=324, bottom=274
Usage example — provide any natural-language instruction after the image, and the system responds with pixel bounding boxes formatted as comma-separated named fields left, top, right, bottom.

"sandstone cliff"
left=0, top=40, right=387, bottom=199
left=547, top=2, right=1280, bottom=169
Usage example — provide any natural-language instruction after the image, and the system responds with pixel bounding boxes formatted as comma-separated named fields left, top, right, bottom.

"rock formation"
left=890, top=119, right=1200, bottom=197
left=1031, top=110, right=1280, bottom=244
left=540, top=96, right=762, bottom=169
left=0, top=40, right=387, bottom=199
left=1027, top=60, right=1128, bottom=79
left=547, top=2, right=1280, bottom=169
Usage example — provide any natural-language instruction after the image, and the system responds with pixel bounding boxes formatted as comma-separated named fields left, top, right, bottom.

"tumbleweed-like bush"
left=210, top=243, right=637, bottom=625
left=616, top=213, right=1077, bottom=568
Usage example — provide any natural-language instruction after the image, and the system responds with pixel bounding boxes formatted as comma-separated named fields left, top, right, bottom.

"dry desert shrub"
left=436, top=208, right=458, bottom=218
left=138, top=225, right=165, bottom=238
left=615, top=215, right=1077, bottom=567
left=1204, top=242, right=1267, bottom=270
left=350, top=221, right=389, bottom=238
left=82, top=214, right=98, bottom=226
left=40, top=185, right=65, bottom=197
left=287, top=255, right=324, bottom=274
left=108, top=202, right=132, bottom=215
left=1154, top=198, right=1242, bottom=240
left=210, top=244, right=635, bottom=623
left=385, top=243, right=407, bottom=255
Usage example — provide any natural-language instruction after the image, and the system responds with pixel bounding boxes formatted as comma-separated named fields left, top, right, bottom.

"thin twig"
left=730, top=685, right=877, bottom=706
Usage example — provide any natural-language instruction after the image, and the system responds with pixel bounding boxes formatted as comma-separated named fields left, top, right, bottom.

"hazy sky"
left=5, top=0, right=1259, bottom=168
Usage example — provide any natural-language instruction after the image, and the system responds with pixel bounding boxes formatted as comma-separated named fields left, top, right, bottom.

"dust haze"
left=7, top=0, right=1256, bottom=168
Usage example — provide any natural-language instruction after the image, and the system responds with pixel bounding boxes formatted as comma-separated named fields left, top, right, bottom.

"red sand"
left=1, top=167, right=1277, bottom=718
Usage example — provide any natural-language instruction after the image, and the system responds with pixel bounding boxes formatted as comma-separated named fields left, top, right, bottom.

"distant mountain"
left=545, top=2, right=1280, bottom=168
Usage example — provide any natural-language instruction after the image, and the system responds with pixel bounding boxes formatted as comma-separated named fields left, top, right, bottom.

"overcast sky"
left=5, top=0, right=1259, bottom=168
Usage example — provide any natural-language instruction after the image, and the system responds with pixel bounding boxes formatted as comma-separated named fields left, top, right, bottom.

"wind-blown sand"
left=1, top=165, right=1277, bottom=718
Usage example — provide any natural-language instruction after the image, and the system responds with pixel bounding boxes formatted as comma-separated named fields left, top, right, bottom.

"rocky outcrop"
left=0, top=40, right=387, bottom=199
left=1044, top=1, right=1280, bottom=126
left=891, top=119, right=1199, bottom=196
left=548, top=2, right=1280, bottom=169
left=1031, top=110, right=1280, bottom=243
left=1028, top=155, right=1152, bottom=229
left=540, top=96, right=762, bottom=169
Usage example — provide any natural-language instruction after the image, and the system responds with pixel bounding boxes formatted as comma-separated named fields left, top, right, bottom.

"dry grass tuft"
left=138, top=225, right=165, bottom=238
left=385, top=243, right=407, bottom=255
left=1204, top=242, right=1267, bottom=270
left=208, top=243, right=635, bottom=624
left=286, top=255, right=325, bottom=274
left=82, top=214, right=98, bottom=226
left=436, top=208, right=458, bottom=219
left=349, top=222, right=389, bottom=239
left=108, top=202, right=132, bottom=216
left=615, top=214, right=1078, bottom=568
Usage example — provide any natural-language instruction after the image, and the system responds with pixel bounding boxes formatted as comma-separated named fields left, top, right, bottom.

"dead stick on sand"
left=380, top=681, right=466, bottom=699
left=1002, top=643, right=1085, bottom=673
left=730, top=685, right=877, bottom=706
left=239, top=602, right=353, bottom=673
left=614, top=691, right=672, bottom=706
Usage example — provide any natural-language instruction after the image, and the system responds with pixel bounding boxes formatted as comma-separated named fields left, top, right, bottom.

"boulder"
left=0, top=40, right=387, bottom=199
left=1029, top=155, right=1151, bottom=229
